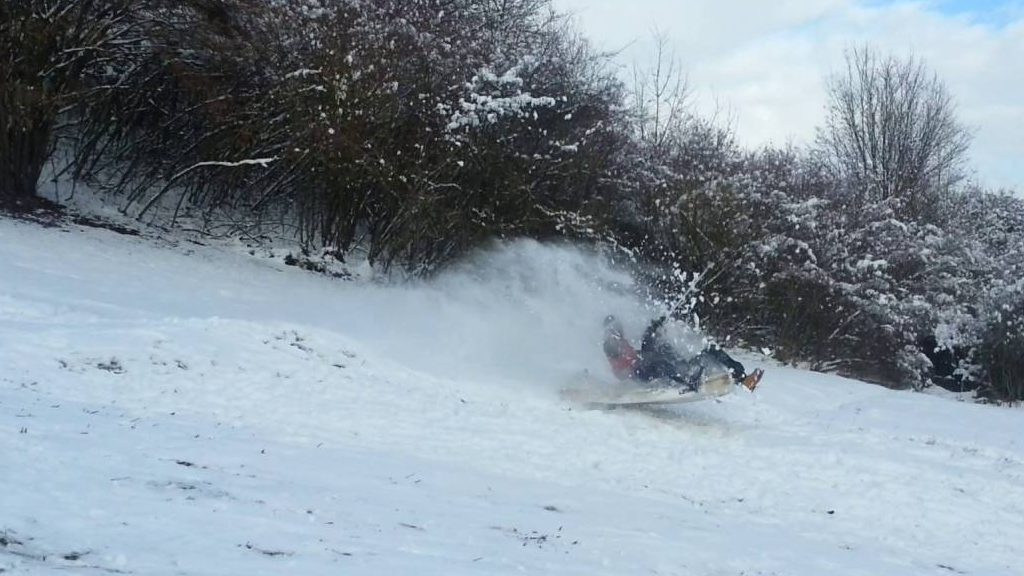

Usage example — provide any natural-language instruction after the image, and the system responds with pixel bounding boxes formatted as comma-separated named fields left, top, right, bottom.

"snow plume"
left=340, top=240, right=720, bottom=386
left=347, top=240, right=655, bottom=386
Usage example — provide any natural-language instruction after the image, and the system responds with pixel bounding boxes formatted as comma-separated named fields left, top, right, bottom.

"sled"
left=561, top=370, right=735, bottom=407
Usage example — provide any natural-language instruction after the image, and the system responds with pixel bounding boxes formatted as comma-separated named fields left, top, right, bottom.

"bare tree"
left=630, top=31, right=691, bottom=159
left=817, top=45, right=972, bottom=220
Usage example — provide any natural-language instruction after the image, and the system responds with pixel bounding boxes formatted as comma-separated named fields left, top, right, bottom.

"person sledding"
left=602, top=314, right=763, bottom=391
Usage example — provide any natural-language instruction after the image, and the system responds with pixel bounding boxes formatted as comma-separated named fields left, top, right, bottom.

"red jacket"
left=604, top=336, right=639, bottom=380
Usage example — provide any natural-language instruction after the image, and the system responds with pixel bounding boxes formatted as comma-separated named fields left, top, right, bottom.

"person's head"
left=603, top=314, right=624, bottom=340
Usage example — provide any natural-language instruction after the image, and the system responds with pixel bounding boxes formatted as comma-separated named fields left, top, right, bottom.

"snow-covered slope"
left=1, top=217, right=1022, bottom=575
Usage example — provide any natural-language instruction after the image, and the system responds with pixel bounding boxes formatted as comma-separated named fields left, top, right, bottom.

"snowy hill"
left=1, top=216, right=1023, bottom=576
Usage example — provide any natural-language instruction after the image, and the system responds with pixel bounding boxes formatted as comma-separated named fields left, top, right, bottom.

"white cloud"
left=556, top=0, right=1024, bottom=191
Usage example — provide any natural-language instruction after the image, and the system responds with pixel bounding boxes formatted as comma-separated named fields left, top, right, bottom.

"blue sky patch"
left=894, top=0, right=1020, bottom=26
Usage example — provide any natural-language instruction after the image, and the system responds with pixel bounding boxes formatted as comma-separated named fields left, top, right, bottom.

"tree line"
left=2, top=0, right=1021, bottom=401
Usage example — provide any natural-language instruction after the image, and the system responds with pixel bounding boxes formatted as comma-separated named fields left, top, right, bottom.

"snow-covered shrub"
left=974, top=288, right=1024, bottom=403
left=718, top=175, right=1023, bottom=396
left=66, top=1, right=302, bottom=221
left=54, top=0, right=626, bottom=271
left=2, top=0, right=158, bottom=206
left=234, top=0, right=627, bottom=270
left=943, top=190, right=1024, bottom=402
left=619, top=143, right=993, bottom=391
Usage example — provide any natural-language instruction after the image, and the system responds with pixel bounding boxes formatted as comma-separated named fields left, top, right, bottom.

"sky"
left=553, top=0, right=1024, bottom=192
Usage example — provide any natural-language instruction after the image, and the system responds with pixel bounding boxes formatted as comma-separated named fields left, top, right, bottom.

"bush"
left=62, top=0, right=627, bottom=272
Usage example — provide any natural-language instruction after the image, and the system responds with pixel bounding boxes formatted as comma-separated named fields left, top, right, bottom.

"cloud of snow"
left=346, top=240, right=658, bottom=388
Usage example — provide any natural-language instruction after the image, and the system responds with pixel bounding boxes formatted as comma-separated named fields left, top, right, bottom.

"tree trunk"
left=0, top=87, right=55, bottom=211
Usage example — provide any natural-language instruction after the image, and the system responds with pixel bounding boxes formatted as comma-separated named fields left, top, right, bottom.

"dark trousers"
left=638, top=346, right=747, bottom=386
